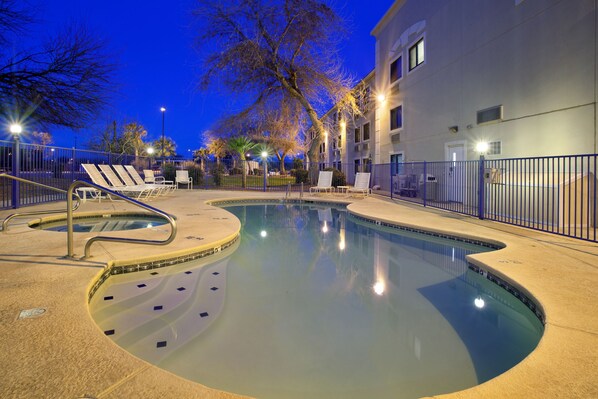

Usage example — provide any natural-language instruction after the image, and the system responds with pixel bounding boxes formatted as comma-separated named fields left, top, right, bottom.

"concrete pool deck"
left=0, top=190, right=596, bottom=398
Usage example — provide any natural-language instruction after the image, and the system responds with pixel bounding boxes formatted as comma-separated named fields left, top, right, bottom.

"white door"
left=445, top=142, right=465, bottom=203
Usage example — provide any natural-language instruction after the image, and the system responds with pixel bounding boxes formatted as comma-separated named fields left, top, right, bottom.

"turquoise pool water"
left=90, top=203, right=543, bottom=399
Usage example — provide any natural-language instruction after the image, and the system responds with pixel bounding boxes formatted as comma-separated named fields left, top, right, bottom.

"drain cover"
left=18, top=308, right=47, bottom=319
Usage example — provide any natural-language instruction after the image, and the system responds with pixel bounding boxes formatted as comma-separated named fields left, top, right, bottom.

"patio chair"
left=347, top=172, right=372, bottom=197
left=175, top=170, right=193, bottom=190
left=115, top=165, right=172, bottom=196
left=309, top=171, right=334, bottom=194
left=97, top=164, right=156, bottom=200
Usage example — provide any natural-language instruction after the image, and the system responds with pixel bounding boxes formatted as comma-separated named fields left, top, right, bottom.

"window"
left=477, top=105, right=503, bottom=125
left=488, top=141, right=502, bottom=155
left=390, top=56, right=402, bottom=83
left=409, top=38, right=424, bottom=71
left=338, top=135, right=342, bottom=148
left=320, top=142, right=326, bottom=153
left=354, top=127, right=361, bottom=143
left=390, top=105, right=403, bottom=131
left=332, top=138, right=337, bottom=150
left=363, top=123, right=370, bottom=141
left=354, top=159, right=361, bottom=174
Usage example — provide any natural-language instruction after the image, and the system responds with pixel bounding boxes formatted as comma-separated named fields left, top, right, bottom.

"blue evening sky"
left=29, top=1, right=394, bottom=154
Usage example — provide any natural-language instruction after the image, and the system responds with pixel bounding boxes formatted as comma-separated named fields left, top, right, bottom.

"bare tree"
left=193, top=0, right=358, bottom=170
left=0, top=1, right=115, bottom=129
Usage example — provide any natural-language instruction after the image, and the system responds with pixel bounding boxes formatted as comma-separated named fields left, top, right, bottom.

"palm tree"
left=207, top=137, right=227, bottom=165
left=228, top=136, right=257, bottom=188
left=152, top=137, right=177, bottom=161
left=193, top=148, right=210, bottom=171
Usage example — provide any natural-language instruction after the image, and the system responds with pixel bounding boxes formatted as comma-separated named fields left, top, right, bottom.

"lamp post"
left=160, top=107, right=166, bottom=166
left=261, top=151, right=268, bottom=192
left=476, top=141, right=489, bottom=220
left=10, top=123, right=22, bottom=209
left=147, top=147, right=155, bottom=170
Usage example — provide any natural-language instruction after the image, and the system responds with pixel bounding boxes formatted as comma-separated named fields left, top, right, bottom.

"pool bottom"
left=89, top=203, right=542, bottom=399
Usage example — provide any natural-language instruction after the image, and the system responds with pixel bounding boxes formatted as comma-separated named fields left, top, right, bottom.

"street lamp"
left=147, top=146, right=155, bottom=169
left=160, top=107, right=166, bottom=165
left=9, top=123, right=22, bottom=208
left=261, top=151, right=268, bottom=192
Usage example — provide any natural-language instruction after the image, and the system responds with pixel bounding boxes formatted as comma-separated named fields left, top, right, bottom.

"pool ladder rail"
left=284, top=182, right=304, bottom=200
left=0, top=173, right=82, bottom=232
left=66, top=181, right=177, bottom=259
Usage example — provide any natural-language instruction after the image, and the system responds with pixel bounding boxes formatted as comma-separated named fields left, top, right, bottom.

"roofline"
left=371, top=0, right=406, bottom=37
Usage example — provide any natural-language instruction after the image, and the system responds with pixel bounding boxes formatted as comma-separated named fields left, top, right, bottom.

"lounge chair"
left=175, top=170, right=193, bottom=190
left=97, top=164, right=156, bottom=200
left=309, top=171, right=334, bottom=194
left=347, top=172, right=372, bottom=197
left=143, top=169, right=173, bottom=186
left=114, top=165, right=172, bottom=196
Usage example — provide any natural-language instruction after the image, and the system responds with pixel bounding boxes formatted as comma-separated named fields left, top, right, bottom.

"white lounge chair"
left=97, top=164, right=156, bottom=200
left=175, top=170, right=193, bottom=190
left=309, top=171, right=334, bottom=194
left=143, top=169, right=173, bottom=186
left=347, top=172, right=371, bottom=197
left=115, top=165, right=173, bottom=196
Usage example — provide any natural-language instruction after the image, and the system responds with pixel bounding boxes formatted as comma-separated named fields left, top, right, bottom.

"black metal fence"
left=1, top=140, right=596, bottom=242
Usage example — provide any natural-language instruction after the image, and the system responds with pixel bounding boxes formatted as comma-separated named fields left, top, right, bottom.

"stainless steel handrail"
left=1, top=173, right=82, bottom=231
left=66, top=180, right=177, bottom=259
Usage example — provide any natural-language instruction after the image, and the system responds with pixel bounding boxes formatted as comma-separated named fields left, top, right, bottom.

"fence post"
left=71, top=147, right=76, bottom=182
left=478, top=155, right=485, bottom=220
left=11, top=135, right=20, bottom=209
left=390, top=162, right=394, bottom=200
left=423, top=161, right=427, bottom=207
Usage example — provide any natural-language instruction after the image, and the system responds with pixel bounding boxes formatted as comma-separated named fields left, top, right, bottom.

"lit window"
left=409, top=38, right=424, bottom=71
left=390, top=56, right=402, bottom=83
left=390, top=105, right=403, bottom=131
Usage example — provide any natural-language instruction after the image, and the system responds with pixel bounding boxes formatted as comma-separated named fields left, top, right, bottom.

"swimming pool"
left=30, top=214, right=168, bottom=232
left=90, top=203, right=543, bottom=399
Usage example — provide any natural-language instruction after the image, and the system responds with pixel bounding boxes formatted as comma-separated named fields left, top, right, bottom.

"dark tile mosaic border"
left=351, top=212, right=544, bottom=325
left=87, top=234, right=239, bottom=302
left=468, top=263, right=545, bottom=324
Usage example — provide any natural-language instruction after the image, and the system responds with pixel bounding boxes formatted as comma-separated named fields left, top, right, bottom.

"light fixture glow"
left=339, top=240, right=345, bottom=250
left=474, top=296, right=485, bottom=309
left=373, top=281, right=385, bottom=296
left=260, top=230, right=267, bottom=238
left=9, top=124, right=22, bottom=134
left=160, top=107, right=166, bottom=112
left=147, top=147, right=155, bottom=155
left=340, top=120, right=346, bottom=129
left=377, top=94, right=386, bottom=103
left=476, top=141, right=489, bottom=154
left=261, top=151, right=268, bottom=158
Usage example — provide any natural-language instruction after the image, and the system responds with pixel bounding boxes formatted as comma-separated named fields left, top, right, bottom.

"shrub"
left=187, top=164, right=204, bottom=186
left=230, top=166, right=243, bottom=175
left=163, top=163, right=176, bottom=182
left=324, top=167, right=346, bottom=187
left=292, top=157, right=304, bottom=170
left=294, top=169, right=309, bottom=184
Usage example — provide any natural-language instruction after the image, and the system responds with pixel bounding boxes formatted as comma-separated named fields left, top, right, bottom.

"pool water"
left=32, top=214, right=168, bottom=232
left=90, top=204, right=543, bottom=399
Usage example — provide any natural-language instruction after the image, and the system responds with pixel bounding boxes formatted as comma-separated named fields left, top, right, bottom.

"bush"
left=187, top=164, right=204, bottom=186
left=230, top=167, right=243, bottom=175
left=253, top=168, right=261, bottom=176
left=211, top=163, right=226, bottom=186
left=324, top=167, right=346, bottom=187
left=163, top=163, right=176, bottom=182
left=292, top=157, right=304, bottom=170
left=294, top=169, right=309, bottom=184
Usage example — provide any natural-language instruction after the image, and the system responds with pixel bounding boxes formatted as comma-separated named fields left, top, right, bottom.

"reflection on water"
left=34, top=215, right=167, bottom=232
left=90, top=204, right=543, bottom=399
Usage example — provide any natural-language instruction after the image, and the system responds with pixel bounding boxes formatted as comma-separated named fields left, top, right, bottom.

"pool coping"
left=0, top=190, right=596, bottom=398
